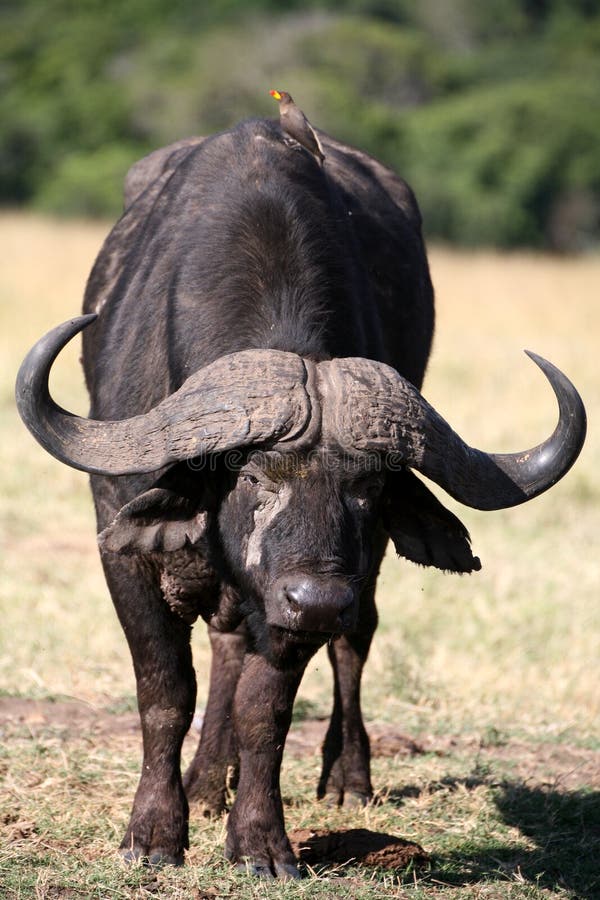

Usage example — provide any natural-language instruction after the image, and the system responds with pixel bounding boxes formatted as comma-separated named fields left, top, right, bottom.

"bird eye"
left=240, top=472, right=260, bottom=486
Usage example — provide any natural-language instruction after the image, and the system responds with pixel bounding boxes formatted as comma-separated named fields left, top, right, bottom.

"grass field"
left=1, top=211, right=599, bottom=898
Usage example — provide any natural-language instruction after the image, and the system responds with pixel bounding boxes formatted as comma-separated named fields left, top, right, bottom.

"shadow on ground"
left=385, top=776, right=600, bottom=897
left=491, top=783, right=600, bottom=898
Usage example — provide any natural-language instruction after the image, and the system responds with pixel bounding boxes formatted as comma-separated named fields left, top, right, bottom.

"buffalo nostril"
left=283, top=586, right=303, bottom=613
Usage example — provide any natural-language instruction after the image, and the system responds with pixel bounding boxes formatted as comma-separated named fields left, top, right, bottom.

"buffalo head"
left=16, top=315, right=586, bottom=638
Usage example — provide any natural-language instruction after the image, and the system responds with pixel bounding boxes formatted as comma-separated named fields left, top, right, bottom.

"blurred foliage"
left=1, top=0, right=599, bottom=248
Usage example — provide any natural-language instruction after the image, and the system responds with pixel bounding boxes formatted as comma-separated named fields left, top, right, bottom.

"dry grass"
left=1, top=212, right=599, bottom=898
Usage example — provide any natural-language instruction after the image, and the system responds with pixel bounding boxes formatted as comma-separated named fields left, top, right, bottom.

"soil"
left=289, top=827, right=429, bottom=870
left=2, top=696, right=599, bottom=873
left=285, top=717, right=425, bottom=759
left=1, top=696, right=597, bottom=792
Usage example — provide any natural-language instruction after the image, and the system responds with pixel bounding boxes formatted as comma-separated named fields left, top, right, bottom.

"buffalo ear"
left=98, top=468, right=210, bottom=554
left=382, top=469, right=481, bottom=573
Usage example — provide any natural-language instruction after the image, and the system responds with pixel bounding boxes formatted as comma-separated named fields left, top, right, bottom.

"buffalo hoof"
left=184, top=762, right=239, bottom=818
left=225, top=837, right=301, bottom=880
left=274, top=861, right=302, bottom=879
left=321, top=788, right=372, bottom=808
left=234, top=858, right=301, bottom=880
left=186, top=788, right=227, bottom=819
left=225, top=791, right=300, bottom=879
left=120, top=847, right=185, bottom=868
left=343, top=790, right=372, bottom=808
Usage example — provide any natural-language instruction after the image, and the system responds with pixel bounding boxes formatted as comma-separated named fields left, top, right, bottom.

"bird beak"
left=270, top=90, right=282, bottom=101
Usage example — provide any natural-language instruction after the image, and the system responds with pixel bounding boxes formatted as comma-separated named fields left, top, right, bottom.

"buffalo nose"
left=279, top=577, right=357, bottom=633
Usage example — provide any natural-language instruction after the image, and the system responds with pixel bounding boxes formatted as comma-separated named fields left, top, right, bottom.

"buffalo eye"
left=366, top=479, right=385, bottom=498
left=347, top=476, right=384, bottom=509
left=239, top=470, right=279, bottom=493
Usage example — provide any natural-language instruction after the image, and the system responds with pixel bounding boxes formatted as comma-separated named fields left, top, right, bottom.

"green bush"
left=34, top=145, right=141, bottom=217
left=401, top=77, right=600, bottom=249
left=1, top=0, right=599, bottom=248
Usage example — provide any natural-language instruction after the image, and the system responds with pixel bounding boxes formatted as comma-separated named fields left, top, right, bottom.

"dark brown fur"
left=77, top=118, right=476, bottom=876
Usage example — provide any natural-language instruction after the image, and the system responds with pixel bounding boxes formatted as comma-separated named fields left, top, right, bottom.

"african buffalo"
left=16, top=115, right=586, bottom=878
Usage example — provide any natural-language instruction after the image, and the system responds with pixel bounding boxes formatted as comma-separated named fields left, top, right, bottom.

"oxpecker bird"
left=269, top=89, right=325, bottom=165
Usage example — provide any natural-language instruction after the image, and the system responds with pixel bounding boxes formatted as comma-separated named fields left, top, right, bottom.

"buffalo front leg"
left=318, top=586, right=378, bottom=807
left=102, top=554, right=195, bottom=866
left=183, top=623, right=246, bottom=815
left=225, top=650, right=308, bottom=879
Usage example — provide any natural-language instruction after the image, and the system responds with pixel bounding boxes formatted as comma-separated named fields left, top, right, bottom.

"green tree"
left=1, top=0, right=598, bottom=247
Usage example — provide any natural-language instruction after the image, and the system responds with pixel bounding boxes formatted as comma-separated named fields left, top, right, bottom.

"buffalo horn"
left=15, top=315, right=316, bottom=475
left=320, top=353, right=586, bottom=511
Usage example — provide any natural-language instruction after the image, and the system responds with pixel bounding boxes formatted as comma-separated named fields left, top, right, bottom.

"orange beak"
left=270, top=90, right=282, bottom=101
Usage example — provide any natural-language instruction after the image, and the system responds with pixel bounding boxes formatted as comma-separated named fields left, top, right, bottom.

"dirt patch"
left=0, top=696, right=140, bottom=737
left=290, top=827, right=429, bottom=870
left=1, top=697, right=598, bottom=791
left=285, top=718, right=424, bottom=759
left=0, top=698, right=423, bottom=757
left=430, top=733, right=600, bottom=791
